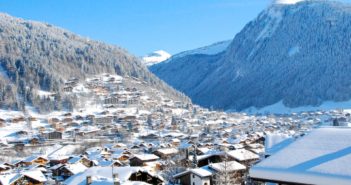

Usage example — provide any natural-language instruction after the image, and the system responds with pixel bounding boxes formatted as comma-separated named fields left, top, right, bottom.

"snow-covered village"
left=2, top=0, right=351, bottom=184
left=0, top=73, right=350, bottom=185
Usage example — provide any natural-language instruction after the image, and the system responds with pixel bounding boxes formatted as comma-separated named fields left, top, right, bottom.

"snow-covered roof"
left=0, top=170, right=46, bottom=185
left=227, top=149, right=259, bottom=162
left=64, top=163, right=88, bottom=175
left=133, top=154, right=159, bottom=161
left=173, top=168, right=212, bottom=178
left=0, top=173, right=22, bottom=185
left=22, top=170, right=47, bottom=182
left=23, top=155, right=46, bottom=163
left=209, top=161, right=246, bottom=172
left=250, top=127, right=351, bottom=185
left=156, top=148, right=178, bottom=155
left=64, top=166, right=159, bottom=185
left=68, top=156, right=85, bottom=164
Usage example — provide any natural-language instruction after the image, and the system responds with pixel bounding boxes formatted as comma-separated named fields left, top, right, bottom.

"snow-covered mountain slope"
left=151, top=0, right=351, bottom=111
left=0, top=13, right=188, bottom=110
left=142, top=50, right=171, bottom=66
left=275, top=0, right=305, bottom=5
left=170, top=40, right=231, bottom=60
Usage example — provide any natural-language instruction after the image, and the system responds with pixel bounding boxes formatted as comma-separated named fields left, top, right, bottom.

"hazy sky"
left=0, top=0, right=349, bottom=56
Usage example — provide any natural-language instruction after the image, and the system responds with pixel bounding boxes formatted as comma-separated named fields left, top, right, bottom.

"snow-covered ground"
left=242, top=100, right=351, bottom=114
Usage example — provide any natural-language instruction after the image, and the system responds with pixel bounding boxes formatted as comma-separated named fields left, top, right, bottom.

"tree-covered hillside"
left=0, top=13, right=188, bottom=111
left=151, top=1, right=351, bottom=111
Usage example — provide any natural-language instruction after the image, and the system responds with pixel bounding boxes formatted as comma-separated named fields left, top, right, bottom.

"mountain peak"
left=274, top=0, right=305, bottom=5
left=142, top=50, right=171, bottom=66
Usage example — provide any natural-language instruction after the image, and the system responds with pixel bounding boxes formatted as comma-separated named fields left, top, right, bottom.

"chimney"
left=113, top=173, right=120, bottom=185
left=86, top=176, right=92, bottom=185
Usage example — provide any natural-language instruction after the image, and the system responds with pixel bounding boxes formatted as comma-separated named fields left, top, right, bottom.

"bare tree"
left=211, top=154, right=243, bottom=185
left=161, top=156, right=186, bottom=184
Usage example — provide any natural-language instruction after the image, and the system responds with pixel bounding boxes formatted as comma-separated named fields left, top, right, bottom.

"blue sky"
left=0, top=0, right=349, bottom=56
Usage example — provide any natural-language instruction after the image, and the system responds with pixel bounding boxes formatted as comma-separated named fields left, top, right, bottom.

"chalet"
left=173, top=168, right=212, bottom=185
left=49, top=155, right=70, bottom=166
left=44, top=131, right=62, bottom=140
left=130, top=154, right=160, bottom=166
left=140, top=133, right=159, bottom=140
left=0, top=170, right=47, bottom=185
left=65, top=78, right=79, bottom=87
left=104, top=96, right=119, bottom=104
left=94, top=116, right=113, bottom=125
left=20, top=156, right=48, bottom=166
left=11, top=116, right=25, bottom=123
left=188, top=153, right=224, bottom=167
left=154, top=148, right=179, bottom=159
left=62, top=117, right=73, bottom=123
left=76, top=126, right=100, bottom=137
left=68, top=156, right=93, bottom=167
left=58, top=163, right=88, bottom=179
left=50, top=163, right=64, bottom=177
left=112, top=143, right=127, bottom=149
left=96, top=160, right=122, bottom=167
left=48, top=117, right=60, bottom=124
left=63, top=166, right=164, bottom=185
left=171, top=138, right=181, bottom=146
left=174, top=161, right=246, bottom=185
left=227, top=149, right=259, bottom=167
left=129, top=170, right=164, bottom=185
left=63, top=86, right=73, bottom=92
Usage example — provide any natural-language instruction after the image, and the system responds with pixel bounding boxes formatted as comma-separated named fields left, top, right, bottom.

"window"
left=204, top=183, right=208, bottom=185
left=193, top=174, right=195, bottom=178
left=193, top=183, right=195, bottom=185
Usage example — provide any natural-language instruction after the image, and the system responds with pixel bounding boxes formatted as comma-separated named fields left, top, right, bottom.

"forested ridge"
left=151, top=1, right=351, bottom=111
left=0, top=13, right=188, bottom=111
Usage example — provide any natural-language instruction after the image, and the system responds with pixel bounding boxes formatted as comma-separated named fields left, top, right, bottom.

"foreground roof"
left=64, top=166, right=160, bottom=185
left=250, top=127, right=351, bottom=185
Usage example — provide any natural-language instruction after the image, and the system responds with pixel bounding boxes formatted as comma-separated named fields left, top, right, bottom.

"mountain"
left=0, top=13, right=188, bottom=111
left=151, top=1, right=351, bottom=112
left=275, top=0, right=304, bottom=4
left=142, top=50, right=171, bottom=66
left=169, top=40, right=231, bottom=60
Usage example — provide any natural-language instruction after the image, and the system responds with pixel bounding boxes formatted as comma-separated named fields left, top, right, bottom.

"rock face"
left=151, top=1, right=351, bottom=111
left=0, top=13, right=187, bottom=110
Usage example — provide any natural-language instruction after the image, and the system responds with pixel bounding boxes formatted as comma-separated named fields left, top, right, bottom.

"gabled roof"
left=22, top=170, right=47, bottom=182
left=208, top=161, right=246, bottom=172
left=156, top=148, right=178, bottom=155
left=64, top=166, right=161, bottom=185
left=0, top=170, right=47, bottom=185
left=250, top=127, right=351, bottom=185
left=22, top=155, right=39, bottom=163
left=227, top=149, right=259, bottom=162
left=132, top=154, right=159, bottom=161
left=0, top=173, right=22, bottom=185
left=173, top=168, right=212, bottom=179
left=63, top=163, right=88, bottom=175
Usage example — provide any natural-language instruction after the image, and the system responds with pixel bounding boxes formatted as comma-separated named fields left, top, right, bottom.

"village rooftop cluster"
left=0, top=74, right=349, bottom=185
